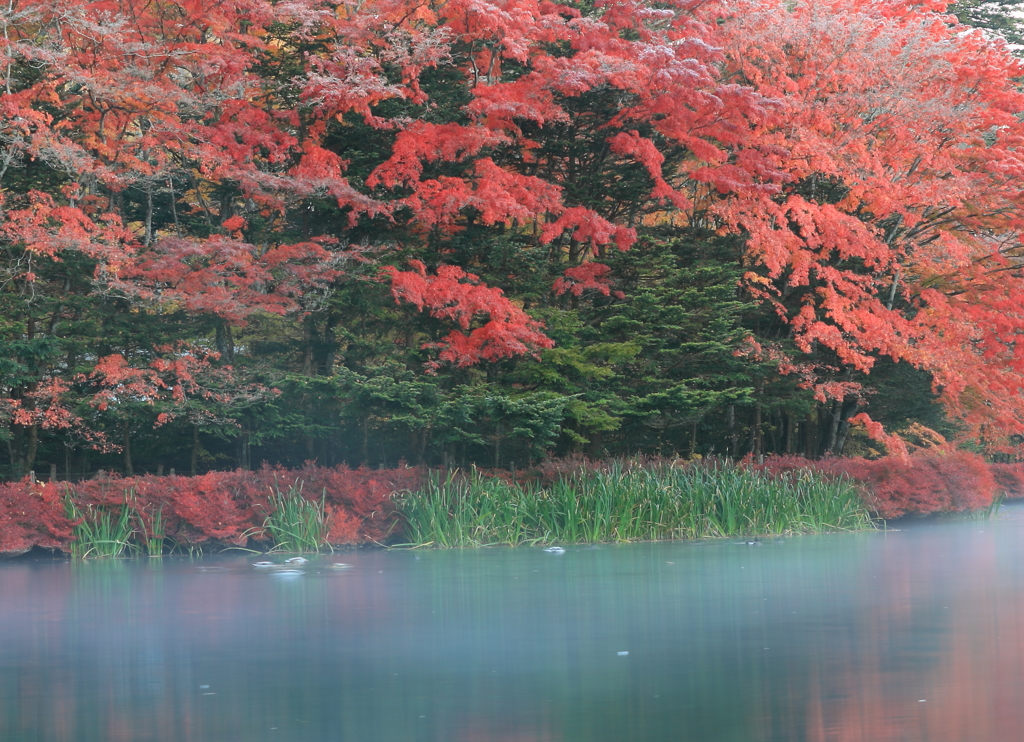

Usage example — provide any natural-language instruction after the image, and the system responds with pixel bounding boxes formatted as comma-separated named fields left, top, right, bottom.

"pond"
left=3, top=505, right=1024, bottom=742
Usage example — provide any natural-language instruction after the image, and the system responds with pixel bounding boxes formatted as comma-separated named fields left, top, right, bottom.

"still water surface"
left=4, top=506, right=1024, bottom=742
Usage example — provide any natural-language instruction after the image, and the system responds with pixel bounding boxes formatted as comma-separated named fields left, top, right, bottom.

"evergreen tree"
left=951, top=1, right=1024, bottom=45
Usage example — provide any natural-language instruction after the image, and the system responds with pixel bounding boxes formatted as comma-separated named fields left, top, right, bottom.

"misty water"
left=4, top=507, right=1024, bottom=742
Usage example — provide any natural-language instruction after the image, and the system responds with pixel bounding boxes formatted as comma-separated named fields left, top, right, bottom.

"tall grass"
left=397, top=461, right=874, bottom=548
left=142, top=506, right=166, bottom=557
left=63, top=496, right=136, bottom=559
left=260, top=481, right=332, bottom=553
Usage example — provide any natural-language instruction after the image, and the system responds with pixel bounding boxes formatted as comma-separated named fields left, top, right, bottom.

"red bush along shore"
left=2, top=453, right=1022, bottom=557
left=0, top=464, right=424, bottom=558
left=532, top=451, right=1014, bottom=520
left=758, top=451, right=1005, bottom=519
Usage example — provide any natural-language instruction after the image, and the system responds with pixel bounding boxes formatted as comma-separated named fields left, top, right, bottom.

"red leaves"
left=848, top=413, right=909, bottom=460
left=115, top=236, right=343, bottom=323
left=0, top=480, right=75, bottom=556
left=758, top=451, right=998, bottom=519
left=699, top=0, right=1024, bottom=442
left=85, top=345, right=267, bottom=427
left=990, top=463, right=1024, bottom=500
left=88, top=349, right=217, bottom=411
left=608, top=131, right=690, bottom=209
left=552, top=262, right=616, bottom=297
left=384, top=260, right=554, bottom=366
left=3, top=0, right=1024, bottom=458
left=823, top=451, right=997, bottom=519
left=540, top=206, right=635, bottom=252
left=8, top=379, right=80, bottom=431
left=0, top=191, right=134, bottom=265
left=0, top=464, right=426, bottom=555
left=367, top=123, right=510, bottom=190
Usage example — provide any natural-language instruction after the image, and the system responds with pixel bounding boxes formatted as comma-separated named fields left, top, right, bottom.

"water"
left=4, top=507, right=1024, bottom=742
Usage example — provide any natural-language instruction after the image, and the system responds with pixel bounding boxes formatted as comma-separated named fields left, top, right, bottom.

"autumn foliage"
left=4, top=0, right=1024, bottom=478
left=7, top=451, right=1024, bottom=555
left=759, top=451, right=1003, bottom=519
left=0, top=465, right=423, bottom=557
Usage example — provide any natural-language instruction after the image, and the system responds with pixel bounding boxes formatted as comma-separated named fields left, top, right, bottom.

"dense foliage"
left=1, top=454, right=1018, bottom=555
left=950, top=0, right=1024, bottom=44
left=399, top=463, right=874, bottom=547
left=2, top=0, right=1024, bottom=477
left=0, top=464, right=420, bottom=555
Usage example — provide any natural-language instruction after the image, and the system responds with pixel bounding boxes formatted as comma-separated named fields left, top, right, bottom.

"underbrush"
left=397, top=462, right=873, bottom=547
left=0, top=464, right=422, bottom=558
left=1, top=449, right=1018, bottom=557
left=758, top=450, right=1003, bottom=519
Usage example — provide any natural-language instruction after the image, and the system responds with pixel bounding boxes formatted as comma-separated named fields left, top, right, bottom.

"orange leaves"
left=692, top=0, right=1024, bottom=441
left=0, top=191, right=134, bottom=266
left=540, top=206, right=636, bottom=252
left=848, top=412, right=909, bottom=460
left=115, top=235, right=343, bottom=323
left=0, top=464, right=424, bottom=554
left=384, top=260, right=554, bottom=366
left=608, top=131, right=690, bottom=210
left=552, top=262, right=616, bottom=297
left=8, top=378, right=78, bottom=431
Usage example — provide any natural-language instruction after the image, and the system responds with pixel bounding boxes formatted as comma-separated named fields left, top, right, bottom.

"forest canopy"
left=2, top=0, right=1024, bottom=478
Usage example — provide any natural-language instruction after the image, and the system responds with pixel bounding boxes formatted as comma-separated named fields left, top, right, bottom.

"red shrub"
left=163, top=471, right=256, bottom=545
left=527, top=454, right=674, bottom=485
left=753, top=455, right=819, bottom=477
left=1, top=452, right=1006, bottom=555
left=990, top=463, right=1024, bottom=499
left=529, top=455, right=600, bottom=485
left=817, top=450, right=996, bottom=518
left=323, top=504, right=361, bottom=544
left=0, top=480, right=75, bottom=556
left=928, top=451, right=997, bottom=512
left=258, top=463, right=424, bottom=542
left=0, top=464, right=426, bottom=555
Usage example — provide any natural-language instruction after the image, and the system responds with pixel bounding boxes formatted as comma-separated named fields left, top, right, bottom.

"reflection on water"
left=4, top=506, right=1024, bottom=741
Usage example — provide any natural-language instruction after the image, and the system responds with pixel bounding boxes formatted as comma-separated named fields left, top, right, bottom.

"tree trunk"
left=409, top=428, right=428, bottom=465
left=834, top=401, right=863, bottom=456
left=123, top=423, right=134, bottom=476
left=727, top=405, right=738, bottom=458
left=301, top=317, right=314, bottom=376
left=750, top=405, right=763, bottom=459
left=805, top=410, right=820, bottom=458
left=239, top=432, right=251, bottom=471
left=191, top=424, right=199, bottom=476
left=822, top=400, right=841, bottom=455
left=215, top=323, right=235, bottom=364
left=14, top=424, right=40, bottom=478
left=144, top=180, right=153, bottom=246
left=784, top=412, right=795, bottom=454
left=27, top=427, right=37, bottom=474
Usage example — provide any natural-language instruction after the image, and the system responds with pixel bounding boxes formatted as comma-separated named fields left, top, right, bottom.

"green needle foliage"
left=261, top=481, right=332, bottom=553
left=397, top=462, right=874, bottom=548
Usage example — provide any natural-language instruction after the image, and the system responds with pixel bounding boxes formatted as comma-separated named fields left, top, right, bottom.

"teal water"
left=3, top=507, right=1024, bottom=742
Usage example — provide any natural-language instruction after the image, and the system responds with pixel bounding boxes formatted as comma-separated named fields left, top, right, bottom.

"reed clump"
left=397, top=461, right=874, bottom=548
left=258, top=481, right=332, bottom=553
left=63, top=496, right=136, bottom=559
